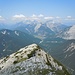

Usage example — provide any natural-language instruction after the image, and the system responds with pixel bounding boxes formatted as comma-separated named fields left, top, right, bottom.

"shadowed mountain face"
left=0, top=44, right=70, bottom=75
left=0, top=29, right=40, bottom=57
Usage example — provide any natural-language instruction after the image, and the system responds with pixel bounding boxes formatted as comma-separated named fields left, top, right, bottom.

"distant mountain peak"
left=0, top=44, right=70, bottom=75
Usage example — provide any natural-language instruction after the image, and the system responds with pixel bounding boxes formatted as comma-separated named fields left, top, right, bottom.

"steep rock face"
left=63, top=42, right=75, bottom=74
left=59, top=25, right=75, bottom=40
left=0, top=44, right=70, bottom=75
left=65, top=25, right=75, bottom=39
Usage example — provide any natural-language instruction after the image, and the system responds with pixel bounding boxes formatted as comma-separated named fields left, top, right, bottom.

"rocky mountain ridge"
left=0, top=44, right=70, bottom=75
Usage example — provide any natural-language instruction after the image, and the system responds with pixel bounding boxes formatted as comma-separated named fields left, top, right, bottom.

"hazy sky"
left=0, top=0, right=75, bottom=18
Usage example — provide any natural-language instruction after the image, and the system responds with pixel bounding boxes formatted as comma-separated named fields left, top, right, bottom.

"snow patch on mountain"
left=15, top=31, right=19, bottom=36
left=25, top=28, right=31, bottom=33
left=1, top=30, right=6, bottom=34
left=64, top=43, right=75, bottom=53
left=34, top=23, right=42, bottom=32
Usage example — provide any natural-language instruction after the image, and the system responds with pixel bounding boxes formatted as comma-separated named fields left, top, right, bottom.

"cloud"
left=0, top=16, right=4, bottom=20
left=31, top=14, right=37, bottom=18
left=56, top=16, right=60, bottom=19
left=13, top=14, right=25, bottom=19
left=12, top=14, right=40, bottom=22
left=65, top=16, right=75, bottom=20
left=12, top=14, right=55, bottom=22
left=12, top=14, right=26, bottom=22
left=44, top=16, right=54, bottom=20
left=38, top=14, right=44, bottom=17
left=31, top=14, right=39, bottom=20
left=67, top=16, right=72, bottom=19
left=0, top=16, right=5, bottom=21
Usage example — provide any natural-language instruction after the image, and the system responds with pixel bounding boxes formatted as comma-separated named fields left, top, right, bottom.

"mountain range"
left=0, top=20, right=75, bottom=75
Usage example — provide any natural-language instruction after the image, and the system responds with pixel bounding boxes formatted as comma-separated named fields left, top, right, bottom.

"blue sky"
left=0, top=0, right=75, bottom=18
